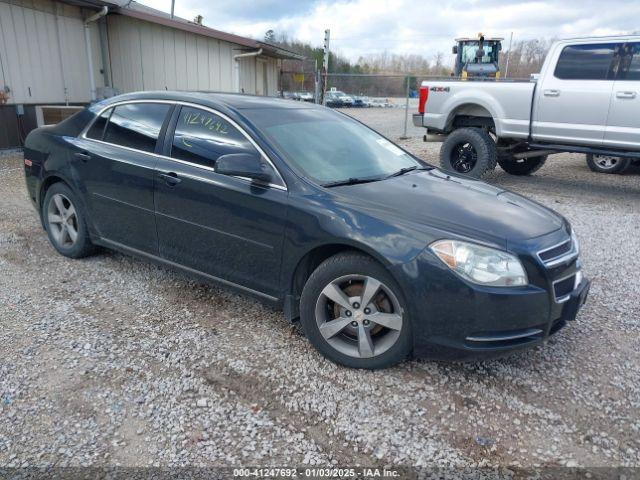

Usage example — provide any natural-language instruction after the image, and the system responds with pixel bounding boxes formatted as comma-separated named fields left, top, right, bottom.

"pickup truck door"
left=604, top=42, right=640, bottom=149
left=533, top=43, right=619, bottom=146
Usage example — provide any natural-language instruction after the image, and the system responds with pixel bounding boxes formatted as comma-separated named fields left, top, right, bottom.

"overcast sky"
left=138, top=0, right=640, bottom=64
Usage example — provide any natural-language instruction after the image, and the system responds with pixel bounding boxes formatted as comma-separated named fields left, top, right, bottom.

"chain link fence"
left=276, top=72, right=531, bottom=138
left=320, top=73, right=452, bottom=138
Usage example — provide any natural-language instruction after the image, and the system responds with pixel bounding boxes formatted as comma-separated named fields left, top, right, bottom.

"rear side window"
left=86, top=108, right=112, bottom=140
left=170, top=106, right=257, bottom=167
left=618, top=42, right=640, bottom=80
left=554, top=43, right=618, bottom=80
left=103, top=103, right=171, bottom=153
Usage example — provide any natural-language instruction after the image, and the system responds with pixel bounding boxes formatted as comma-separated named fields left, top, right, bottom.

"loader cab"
left=453, top=36, right=503, bottom=78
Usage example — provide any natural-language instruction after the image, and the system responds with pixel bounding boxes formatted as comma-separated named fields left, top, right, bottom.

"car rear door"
left=604, top=42, right=640, bottom=149
left=533, top=42, right=619, bottom=146
left=70, top=101, right=173, bottom=253
left=153, top=104, right=288, bottom=298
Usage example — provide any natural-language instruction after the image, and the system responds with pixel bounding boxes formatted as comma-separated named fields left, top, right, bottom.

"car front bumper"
left=391, top=245, right=590, bottom=361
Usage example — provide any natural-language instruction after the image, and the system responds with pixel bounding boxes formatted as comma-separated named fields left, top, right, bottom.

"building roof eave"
left=104, top=4, right=303, bottom=60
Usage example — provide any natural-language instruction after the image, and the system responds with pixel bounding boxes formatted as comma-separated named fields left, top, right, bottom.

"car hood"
left=333, top=169, right=564, bottom=244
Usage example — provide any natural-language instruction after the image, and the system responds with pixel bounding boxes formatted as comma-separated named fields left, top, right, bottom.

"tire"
left=42, top=182, right=95, bottom=259
left=439, top=128, right=497, bottom=178
left=299, top=252, right=412, bottom=369
left=586, top=154, right=631, bottom=174
left=497, top=154, right=547, bottom=175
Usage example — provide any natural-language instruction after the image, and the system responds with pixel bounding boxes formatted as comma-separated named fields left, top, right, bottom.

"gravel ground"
left=1, top=107, right=639, bottom=475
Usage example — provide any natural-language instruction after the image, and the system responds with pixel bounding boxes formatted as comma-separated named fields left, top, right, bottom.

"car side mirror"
left=452, top=46, right=458, bottom=54
left=216, top=152, right=272, bottom=183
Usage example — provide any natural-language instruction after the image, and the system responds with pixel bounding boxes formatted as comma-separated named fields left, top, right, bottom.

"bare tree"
left=500, top=38, right=555, bottom=78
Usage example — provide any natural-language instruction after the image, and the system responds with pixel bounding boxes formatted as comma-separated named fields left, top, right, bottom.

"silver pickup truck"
left=413, top=35, right=640, bottom=177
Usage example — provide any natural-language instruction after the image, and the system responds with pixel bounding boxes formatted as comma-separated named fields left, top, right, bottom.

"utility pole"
left=321, top=29, right=330, bottom=105
left=505, top=31, right=513, bottom=78
left=170, top=0, right=175, bottom=18
left=400, top=75, right=410, bottom=139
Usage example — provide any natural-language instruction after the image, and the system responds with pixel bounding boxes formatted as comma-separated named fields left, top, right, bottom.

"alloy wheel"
left=594, top=155, right=620, bottom=170
left=47, top=193, right=79, bottom=248
left=314, top=274, right=403, bottom=359
left=452, top=142, right=478, bottom=173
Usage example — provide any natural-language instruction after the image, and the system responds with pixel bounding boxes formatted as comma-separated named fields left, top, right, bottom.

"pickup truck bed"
left=417, top=81, right=535, bottom=140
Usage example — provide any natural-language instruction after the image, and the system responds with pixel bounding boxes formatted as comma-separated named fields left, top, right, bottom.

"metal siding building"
left=0, top=0, right=301, bottom=148
left=0, top=0, right=104, bottom=106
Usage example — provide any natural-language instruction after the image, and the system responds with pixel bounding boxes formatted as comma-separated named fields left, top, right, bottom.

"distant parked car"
left=371, top=98, right=392, bottom=108
left=337, top=92, right=355, bottom=107
left=324, top=92, right=344, bottom=108
left=281, top=91, right=296, bottom=100
left=352, top=96, right=367, bottom=108
left=358, top=96, right=375, bottom=107
left=327, top=90, right=354, bottom=107
left=296, top=91, right=314, bottom=102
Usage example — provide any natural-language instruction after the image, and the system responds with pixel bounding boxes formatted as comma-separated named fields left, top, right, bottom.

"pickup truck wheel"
left=497, top=155, right=547, bottom=175
left=586, top=154, right=631, bottom=174
left=440, top=128, right=497, bottom=178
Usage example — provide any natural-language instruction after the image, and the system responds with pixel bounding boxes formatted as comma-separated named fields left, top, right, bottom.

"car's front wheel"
left=300, top=253, right=412, bottom=369
left=586, top=154, right=631, bottom=174
left=497, top=154, right=547, bottom=175
left=43, top=182, right=95, bottom=258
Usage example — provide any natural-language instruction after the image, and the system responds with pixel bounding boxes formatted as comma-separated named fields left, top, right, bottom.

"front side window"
left=246, top=107, right=422, bottom=185
left=554, top=43, right=618, bottom=80
left=86, top=108, right=112, bottom=140
left=618, top=42, right=640, bottom=81
left=171, top=106, right=257, bottom=167
left=103, top=103, right=171, bottom=153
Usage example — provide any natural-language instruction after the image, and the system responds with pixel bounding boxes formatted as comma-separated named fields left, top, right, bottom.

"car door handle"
left=158, top=172, right=182, bottom=186
left=543, top=89, right=560, bottom=97
left=74, top=152, right=91, bottom=162
left=616, top=91, right=637, bottom=99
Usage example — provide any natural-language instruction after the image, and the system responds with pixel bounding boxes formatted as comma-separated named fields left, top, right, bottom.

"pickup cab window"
left=554, top=43, right=619, bottom=80
left=618, top=43, right=640, bottom=80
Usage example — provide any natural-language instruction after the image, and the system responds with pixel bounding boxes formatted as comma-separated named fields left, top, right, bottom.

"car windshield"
left=247, top=107, right=422, bottom=184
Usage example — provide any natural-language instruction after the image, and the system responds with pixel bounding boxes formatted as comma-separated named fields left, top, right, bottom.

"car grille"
left=539, top=240, right=571, bottom=262
left=553, top=271, right=582, bottom=303
left=537, top=238, right=577, bottom=267
left=553, top=275, right=575, bottom=300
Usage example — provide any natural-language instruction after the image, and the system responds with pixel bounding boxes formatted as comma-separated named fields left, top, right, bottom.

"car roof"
left=95, top=90, right=320, bottom=112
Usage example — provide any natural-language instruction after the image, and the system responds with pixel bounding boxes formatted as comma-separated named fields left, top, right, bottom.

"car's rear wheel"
left=586, top=154, right=631, bottom=174
left=497, top=154, right=547, bottom=175
left=439, top=128, right=497, bottom=178
left=300, top=253, right=412, bottom=369
left=43, top=182, right=95, bottom=258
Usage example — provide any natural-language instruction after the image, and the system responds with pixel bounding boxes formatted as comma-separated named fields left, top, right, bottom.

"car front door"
left=153, top=105, right=288, bottom=298
left=533, top=42, right=619, bottom=146
left=604, top=42, right=640, bottom=149
left=70, top=102, right=172, bottom=253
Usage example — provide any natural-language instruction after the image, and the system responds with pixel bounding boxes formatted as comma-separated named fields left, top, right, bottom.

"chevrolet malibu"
left=23, top=92, right=590, bottom=369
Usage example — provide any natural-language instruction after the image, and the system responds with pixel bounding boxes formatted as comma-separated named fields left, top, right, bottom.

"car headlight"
left=430, top=240, right=528, bottom=287
left=571, top=229, right=579, bottom=254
